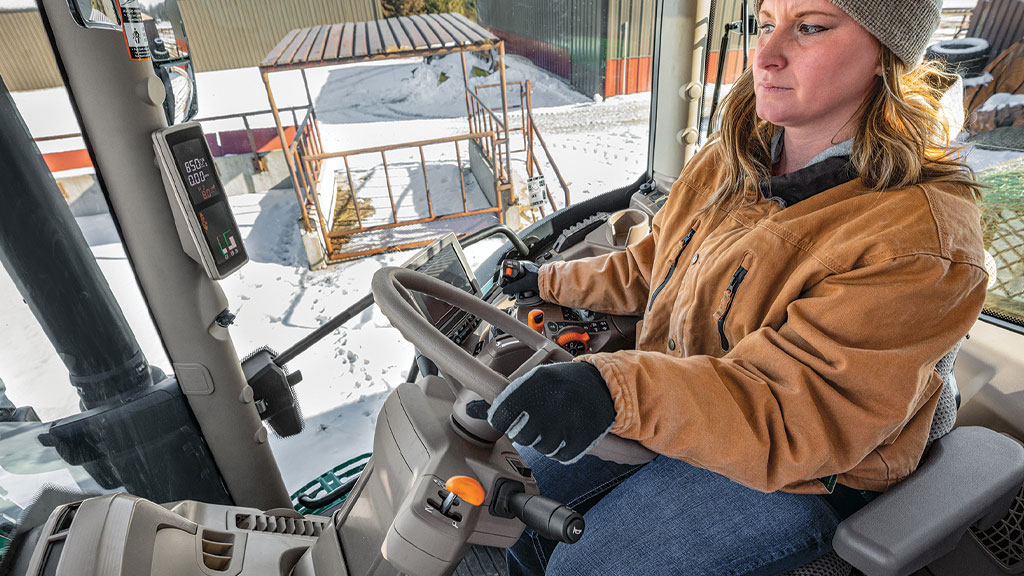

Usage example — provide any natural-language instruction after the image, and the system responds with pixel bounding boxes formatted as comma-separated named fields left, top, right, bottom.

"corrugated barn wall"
left=0, top=9, right=63, bottom=92
left=477, top=0, right=657, bottom=99
left=605, top=0, right=656, bottom=96
left=178, top=0, right=383, bottom=72
left=706, top=0, right=752, bottom=85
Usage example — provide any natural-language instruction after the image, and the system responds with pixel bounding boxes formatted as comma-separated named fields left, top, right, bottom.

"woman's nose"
left=755, top=31, right=787, bottom=71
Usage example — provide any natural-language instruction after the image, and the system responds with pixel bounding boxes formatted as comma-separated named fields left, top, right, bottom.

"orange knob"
left=445, top=476, right=486, bottom=506
left=555, top=331, right=590, bottom=348
left=528, top=309, right=545, bottom=333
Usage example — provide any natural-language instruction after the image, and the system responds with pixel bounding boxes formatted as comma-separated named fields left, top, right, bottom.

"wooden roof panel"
left=451, top=12, right=496, bottom=42
left=415, top=13, right=456, bottom=47
left=379, top=18, right=399, bottom=52
left=261, top=12, right=500, bottom=71
left=407, top=14, right=443, bottom=48
left=396, top=16, right=428, bottom=49
left=261, top=28, right=299, bottom=67
left=338, top=22, right=355, bottom=60
left=366, top=20, right=383, bottom=55
left=308, top=25, right=329, bottom=62
left=324, top=24, right=343, bottom=60
left=386, top=18, right=413, bottom=51
left=278, top=27, right=312, bottom=65
left=437, top=12, right=484, bottom=45
left=293, top=25, right=321, bottom=63
left=353, top=21, right=368, bottom=58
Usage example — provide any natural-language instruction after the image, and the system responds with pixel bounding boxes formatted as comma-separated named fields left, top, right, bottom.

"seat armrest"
left=833, top=427, right=1024, bottom=576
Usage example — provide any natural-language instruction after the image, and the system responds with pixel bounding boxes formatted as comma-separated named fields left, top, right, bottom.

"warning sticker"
left=118, top=0, right=150, bottom=61
left=527, top=176, right=546, bottom=207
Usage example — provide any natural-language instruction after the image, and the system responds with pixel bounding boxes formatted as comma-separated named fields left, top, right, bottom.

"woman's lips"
left=757, top=82, right=792, bottom=93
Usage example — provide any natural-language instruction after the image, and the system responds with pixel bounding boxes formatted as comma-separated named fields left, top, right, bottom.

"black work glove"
left=466, top=362, right=615, bottom=464
left=499, top=259, right=541, bottom=296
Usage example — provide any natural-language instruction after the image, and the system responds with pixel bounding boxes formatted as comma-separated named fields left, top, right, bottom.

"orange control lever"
left=556, top=331, right=590, bottom=352
left=445, top=476, right=486, bottom=506
left=527, top=309, right=545, bottom=333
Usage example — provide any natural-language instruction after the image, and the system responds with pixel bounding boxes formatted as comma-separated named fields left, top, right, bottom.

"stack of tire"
left=926, top=38, right=991, bottom=78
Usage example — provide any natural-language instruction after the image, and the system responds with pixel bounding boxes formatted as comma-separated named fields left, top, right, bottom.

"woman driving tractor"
left=469, top=0, right=989, bottom=573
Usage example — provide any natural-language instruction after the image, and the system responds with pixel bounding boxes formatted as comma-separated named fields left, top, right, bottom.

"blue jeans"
left=507, top=446, right=869, bottom=576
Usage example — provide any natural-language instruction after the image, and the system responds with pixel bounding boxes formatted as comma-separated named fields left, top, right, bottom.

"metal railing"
left=467, top=88, right=512, bottom=190
left=300, top=131, right=504, bottom=262
left=288, top=107, right=325, bottom=232
left=33, top=104, right=312, bottom=171
left=473, top=80, right=572, bottom=216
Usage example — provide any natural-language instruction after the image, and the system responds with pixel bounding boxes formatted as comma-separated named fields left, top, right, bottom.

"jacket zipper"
left=714, top=263, right=749, bottom=351
left=648, top=227, right=697, bottom=312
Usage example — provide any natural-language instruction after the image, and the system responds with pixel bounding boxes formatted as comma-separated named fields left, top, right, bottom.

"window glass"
left=2, top=0, right=656, bottom=510
left=0, top=96, right=200, bottom=529
left=939, top=1, right=1024, bottom=327
left=169, top=1, right=657, bottom=494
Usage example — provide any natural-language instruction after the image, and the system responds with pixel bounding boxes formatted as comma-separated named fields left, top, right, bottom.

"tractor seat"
left=785, top=340, right=1024, bottom=576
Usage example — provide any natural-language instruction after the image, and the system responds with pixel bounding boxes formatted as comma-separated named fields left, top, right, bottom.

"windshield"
left=0, top=0, right=655, bottom=515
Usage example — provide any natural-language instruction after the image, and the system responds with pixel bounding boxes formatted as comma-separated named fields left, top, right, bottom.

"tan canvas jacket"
left=538, top=143, right=988, bottom=494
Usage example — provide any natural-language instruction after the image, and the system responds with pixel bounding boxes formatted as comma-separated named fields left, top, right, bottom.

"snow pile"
left=313, top=53, right=589, bottom=124
left=980, top=92, right=1024, bottom=113
left=963, top=72, right=994, bottom=88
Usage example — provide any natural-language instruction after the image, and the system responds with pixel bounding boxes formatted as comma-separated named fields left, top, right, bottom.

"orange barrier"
left=40, top=124, right=299, bottom=175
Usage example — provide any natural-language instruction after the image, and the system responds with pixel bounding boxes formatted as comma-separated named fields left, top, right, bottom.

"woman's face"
left=754, top=0, right=883, bottom=136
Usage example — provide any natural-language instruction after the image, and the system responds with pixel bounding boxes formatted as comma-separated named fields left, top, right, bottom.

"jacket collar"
left=760, top=130, right=858, bottom=208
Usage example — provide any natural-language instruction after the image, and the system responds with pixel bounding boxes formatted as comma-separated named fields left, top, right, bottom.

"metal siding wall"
left=706, top=0, right=751, bottom=84
left=178, top=0, right=383, bottom=72
left=606, top=0, right=656, bottom=58
left=478, top=0, right=610, bottom=96
left=570, top=0, right=608, bottom=98
left=0, top=10, right=63, bottom=91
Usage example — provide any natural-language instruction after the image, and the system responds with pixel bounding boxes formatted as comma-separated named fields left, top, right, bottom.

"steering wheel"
left=371, top=266, right=656, bottom=465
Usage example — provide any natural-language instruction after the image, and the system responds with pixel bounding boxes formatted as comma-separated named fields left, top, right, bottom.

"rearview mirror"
left=155, top=60, right=198, bottom=125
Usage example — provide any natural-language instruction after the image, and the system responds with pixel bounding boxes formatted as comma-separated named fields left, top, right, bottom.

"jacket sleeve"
left=537, top=209, right=662, bottom=316
left=580, top=254, right=988, bottom=492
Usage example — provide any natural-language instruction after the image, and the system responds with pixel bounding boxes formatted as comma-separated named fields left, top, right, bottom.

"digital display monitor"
left=172, top=138, right=220, bottom=206
left=156, top=123, right=248, bottom=279
left=403, top=234, right=480, bottom=330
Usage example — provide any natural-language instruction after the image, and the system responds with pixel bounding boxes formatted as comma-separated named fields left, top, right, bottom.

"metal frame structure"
left=259, top=12, right=516, bottom=262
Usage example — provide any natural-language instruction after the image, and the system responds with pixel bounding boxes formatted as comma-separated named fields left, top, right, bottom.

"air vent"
left=200, top=529, right=235, bottom=572
left=234, top=513, right=325, bottom=537
left=53, top=503, right=79, bottom=535
left=971, top=484, right=1024, bottom=573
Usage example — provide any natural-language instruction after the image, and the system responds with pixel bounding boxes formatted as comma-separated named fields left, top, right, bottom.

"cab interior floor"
left=455, top=546, right=507, bottom=576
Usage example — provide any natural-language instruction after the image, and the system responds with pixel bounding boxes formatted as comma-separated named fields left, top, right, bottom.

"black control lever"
left=490, top=479, right=585, bottom=544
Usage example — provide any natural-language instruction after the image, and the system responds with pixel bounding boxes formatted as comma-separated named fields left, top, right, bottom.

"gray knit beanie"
left=757, top=0, right=942, bottom=69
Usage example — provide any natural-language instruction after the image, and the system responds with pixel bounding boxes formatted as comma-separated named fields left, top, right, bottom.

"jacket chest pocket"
left=712, top=252, right=754, bottom=351
left=648, top=222, right=699, bottom=312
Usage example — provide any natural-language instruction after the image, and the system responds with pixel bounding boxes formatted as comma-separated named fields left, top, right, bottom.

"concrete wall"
left=58, top=150, right=294, bottom=218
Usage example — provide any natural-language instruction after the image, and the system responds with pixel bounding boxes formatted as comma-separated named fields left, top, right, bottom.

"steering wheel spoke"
left=507, top=345, right=564, bottom=382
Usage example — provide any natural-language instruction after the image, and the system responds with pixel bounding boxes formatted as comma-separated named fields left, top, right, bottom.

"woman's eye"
left=759, top=23, right=775, bottom=34
left=799, top=24, right=828, bottom=34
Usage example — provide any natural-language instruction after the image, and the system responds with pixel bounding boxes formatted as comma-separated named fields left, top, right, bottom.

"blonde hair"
left=707, top=47, right=981, bottom=209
